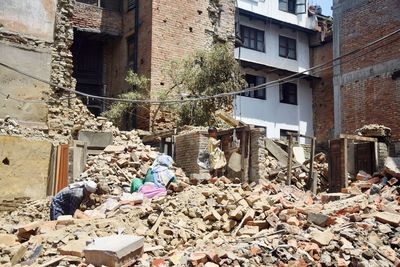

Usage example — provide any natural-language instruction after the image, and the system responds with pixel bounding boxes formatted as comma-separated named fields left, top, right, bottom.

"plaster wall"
left=0, top=0, right=57, bottom=42
left=237, top=0, right=316, bottom=30
left=234, top=72, right=313, bottom=144
left=0, top=43, right=51, bottom=123
left=235, top=15, right=311, bottom=73
left=0, top=136, right=52, bottom=200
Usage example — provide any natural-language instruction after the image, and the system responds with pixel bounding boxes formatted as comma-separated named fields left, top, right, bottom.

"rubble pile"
left=260, top=149, right=329, bottom=192
left=1, top=179, right=399, bottom=266
left=0, top=116, right=48, bottom=140
left=356, top=124, right=391, bottom=138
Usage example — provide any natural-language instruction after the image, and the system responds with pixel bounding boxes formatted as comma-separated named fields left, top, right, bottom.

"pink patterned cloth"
left=138, top=183, right=167, bottom=199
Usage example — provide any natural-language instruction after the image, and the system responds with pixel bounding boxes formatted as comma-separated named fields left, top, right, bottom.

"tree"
left=168, top=43, right=245, bottom=126
left=103, top=43, right=245, bottom=128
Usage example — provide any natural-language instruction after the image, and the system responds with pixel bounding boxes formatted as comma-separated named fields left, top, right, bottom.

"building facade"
left=332, top=0, right=400, bottom=150
left=0, top=0, right=235, bottom=132
left=233, top=0, right=324, bottom=144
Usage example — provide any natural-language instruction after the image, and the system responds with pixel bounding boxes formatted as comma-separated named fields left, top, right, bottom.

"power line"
left=0, top=28, right=399, bottom=105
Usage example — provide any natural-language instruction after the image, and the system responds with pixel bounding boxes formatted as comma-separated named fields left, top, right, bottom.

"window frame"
left=279, top=82, right=298, bottom=105
left=279, top=0, right=296, bottom=14
left=127, top=0, right=136, bottom=11
left=241, top=74, right=267, bottom=100
left=240, top=25, right=265, bottom=53
left=279, top=35, right=297, bottom=60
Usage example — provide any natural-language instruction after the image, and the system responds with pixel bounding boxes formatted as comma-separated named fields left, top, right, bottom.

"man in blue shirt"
left=50, top=181, right=97, bottom=220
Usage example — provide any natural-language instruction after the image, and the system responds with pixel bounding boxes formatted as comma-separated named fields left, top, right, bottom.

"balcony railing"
left=76, top=0, right=121, bottom=12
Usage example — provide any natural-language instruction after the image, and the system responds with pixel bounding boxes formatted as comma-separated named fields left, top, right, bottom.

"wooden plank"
left=215, top=110, right=241, bottom=127
left=56, top=144, right=69, bottom=193
left=264, top=139, right=289, bottom=167
left=309, top=138, right=316, bottom=194
left=328, top=139, right=348, bottom=192
left=287, top=135, right=293, bottom=186
left=151, top=212, right=164, bottom=233
left=339, top=134, right=377, bottom=142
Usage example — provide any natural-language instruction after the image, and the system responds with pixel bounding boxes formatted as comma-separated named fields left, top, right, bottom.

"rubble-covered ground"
left=1, top=105, right=399, bottom=266
left=1, top=174, right=400, bottom=266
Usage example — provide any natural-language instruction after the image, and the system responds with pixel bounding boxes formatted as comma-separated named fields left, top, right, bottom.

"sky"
left=309, top=0, right=333, bottom=16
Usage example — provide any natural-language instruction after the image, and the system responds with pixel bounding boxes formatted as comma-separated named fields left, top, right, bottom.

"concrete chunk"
left=374, top=212, right=400, bottom=227
left=104, top=145, right=126, bottom=154
left=84, top=235, right=144, bottom=267
left=78, top=131, right=113, bottom=148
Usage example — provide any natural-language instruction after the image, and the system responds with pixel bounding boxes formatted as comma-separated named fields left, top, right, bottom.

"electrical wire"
left=0, top=28, right=398, bottom=105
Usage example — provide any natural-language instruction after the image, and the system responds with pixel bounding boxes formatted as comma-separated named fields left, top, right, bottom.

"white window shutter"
left=295, top=0, right=307, bottom=14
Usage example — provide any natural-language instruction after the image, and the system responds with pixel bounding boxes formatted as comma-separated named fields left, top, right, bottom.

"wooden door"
left=329, top=138, right=348, bottom=192
left=355, top=142, right=375, bottom=175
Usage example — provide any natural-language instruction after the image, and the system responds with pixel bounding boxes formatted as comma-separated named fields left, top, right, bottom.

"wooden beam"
left=339, top=134, right=377, bottom=142
left=215, top=110, right=241, bottom=127
left=309, top=137, right=316, bottom=194
left=287, top=135, right=293, bottom=186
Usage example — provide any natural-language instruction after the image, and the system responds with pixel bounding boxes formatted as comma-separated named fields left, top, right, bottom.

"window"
left=128, top=0, right=136, bottom=11
left=280, top=82, right=297, bottom=105
left=279, top=0, right=306, bottom=14
left=240, top=25, right=265, bottom=52
left=280, top=129, right=298, bottom=141
left=279, top=36, right=296, bottom=60
left=279, top=0, right=296, bottom=13
left=127, top=35, right=135, bottom=70
left=241, top=74, right=266, bottom=100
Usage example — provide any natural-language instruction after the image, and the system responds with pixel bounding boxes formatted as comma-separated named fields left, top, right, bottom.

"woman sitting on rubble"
left=50, top=180, right=97, bottom=220
left=130, top=154, right=176, bottom=199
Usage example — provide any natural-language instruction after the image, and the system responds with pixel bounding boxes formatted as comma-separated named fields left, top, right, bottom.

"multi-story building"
left=233, top=0, right=324, bottom=143
left=0, top=0, right=235, bottom=132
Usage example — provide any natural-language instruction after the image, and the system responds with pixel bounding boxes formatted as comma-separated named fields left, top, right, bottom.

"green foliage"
left=170, top=43, right=246, bottom=126
left=102, top=71, right=150, bottom=125
left=102, top=44, right=245, bottom=128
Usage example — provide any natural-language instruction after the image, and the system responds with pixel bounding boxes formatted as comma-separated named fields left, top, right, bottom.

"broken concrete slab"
left=384, top=157, right=400, bottom=178
left=311, top=229, right=334, bottom=246
left=78, top=131, right=113, bottom=149
left=83, top=235, right=144, bottom=267
left=58, top=239, right=88, bottom=257
left=374, top=212, right=400, bottom=226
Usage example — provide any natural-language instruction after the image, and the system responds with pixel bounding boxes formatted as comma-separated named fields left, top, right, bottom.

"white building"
left=234, top=0, right=319, bottom=143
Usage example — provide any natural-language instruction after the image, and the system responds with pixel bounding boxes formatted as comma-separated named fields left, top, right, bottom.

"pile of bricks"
left=1, top=174, right=399, bottom=266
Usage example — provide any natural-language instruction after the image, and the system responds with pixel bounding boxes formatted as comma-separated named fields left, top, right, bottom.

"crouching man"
left=50, top=181, right=97, bottom=220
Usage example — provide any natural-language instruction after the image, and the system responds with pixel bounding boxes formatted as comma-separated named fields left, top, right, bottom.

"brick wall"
left=140, top=0, right=236, bottom=131
left=175, top=131, right=208, bottom=176
left=341, top=75, right=400, bottom=140
left=311, top=40, right=334, bottom=149
left=72, top=2, right=122, bottom=36
left=249, top=128, right=266, bottom=182
left=336, top=0, right=400, bottom=141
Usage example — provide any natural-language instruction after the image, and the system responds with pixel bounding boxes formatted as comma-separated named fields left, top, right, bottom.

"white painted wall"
left=234, top=72, right=314, bottom=144
left=235, top=16, right=310, bottom=73
left=237, top=0, right=317, bottom=30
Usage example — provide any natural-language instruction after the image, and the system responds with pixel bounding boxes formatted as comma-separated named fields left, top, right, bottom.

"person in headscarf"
left=207, top=127, right=226, bottom=177
left=130, top=154, right=176, bottom=199
left=50, top=181, right=97, bottom=220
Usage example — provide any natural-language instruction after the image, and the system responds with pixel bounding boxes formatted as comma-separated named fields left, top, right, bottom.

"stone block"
left=374, top=212, right=400, bottom=226
left=78, top=131, right=113, bottom=149
left=84, top=235, right=144, bottom=267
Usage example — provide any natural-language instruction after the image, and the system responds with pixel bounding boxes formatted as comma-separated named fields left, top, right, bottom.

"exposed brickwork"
left=336, top=0, right=400, bottom=142
left=134, top=0, right=236, bottom=131
left=72, top=2, right=122, bottom=36
left=341, top=75, right=400, bottom=140
left=311, top=40, right=334, bottom=149
left=175, top=131, right=208, bottom=175
left=339, top=0, right=400, bottom=74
